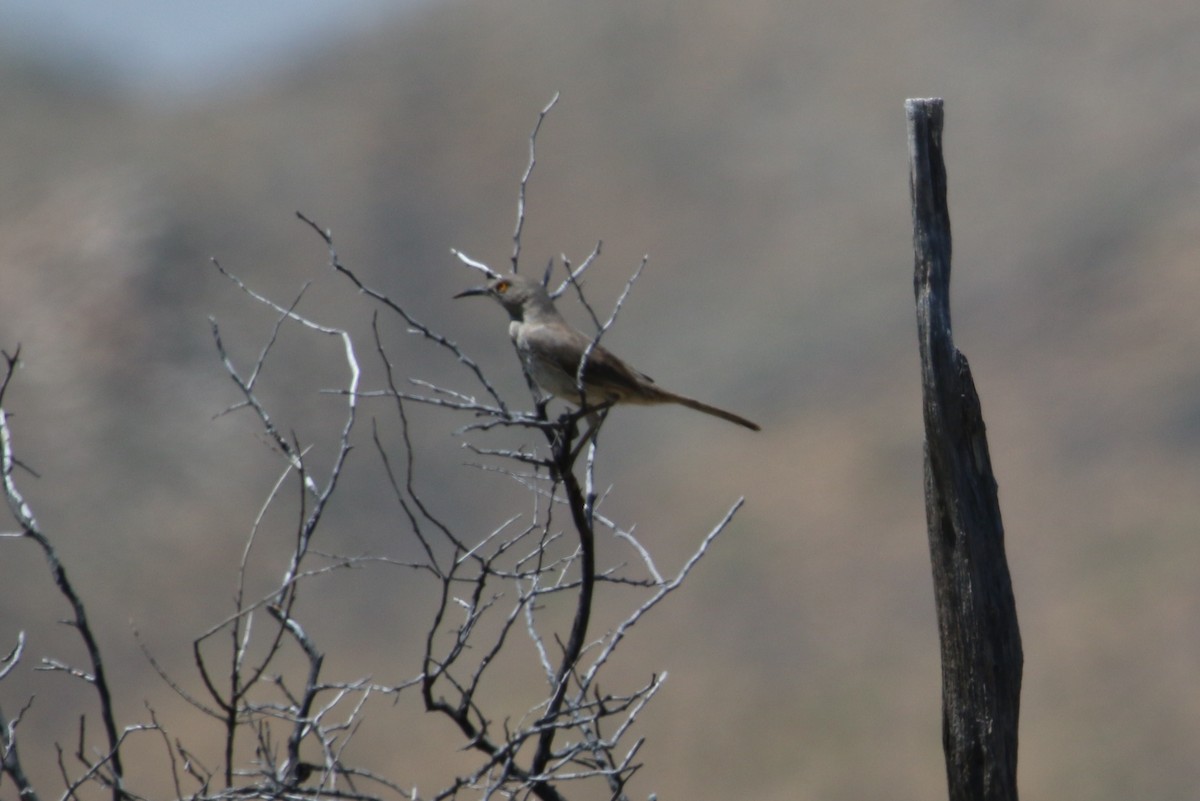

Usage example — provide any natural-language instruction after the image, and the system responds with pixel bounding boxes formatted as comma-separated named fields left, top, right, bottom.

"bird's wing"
left=520, top=324, right=655, bottom=395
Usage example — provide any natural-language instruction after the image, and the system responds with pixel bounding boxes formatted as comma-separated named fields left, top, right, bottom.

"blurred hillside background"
left=2, top=0, right=1199, bottom=799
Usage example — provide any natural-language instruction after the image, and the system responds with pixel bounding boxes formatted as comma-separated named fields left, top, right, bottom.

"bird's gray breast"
left=510, top=321, right=593, bottom=403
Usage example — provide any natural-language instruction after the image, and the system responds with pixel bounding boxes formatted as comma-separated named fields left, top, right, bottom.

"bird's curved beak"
left=453, top=285, right=489, bottom=299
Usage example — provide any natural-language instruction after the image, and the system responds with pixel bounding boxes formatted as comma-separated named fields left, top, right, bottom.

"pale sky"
left=0, top=0, right=430, bottom=100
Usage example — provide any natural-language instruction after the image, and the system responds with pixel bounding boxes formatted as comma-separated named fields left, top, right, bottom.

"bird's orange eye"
left=495, top=280, right=510, bottom=294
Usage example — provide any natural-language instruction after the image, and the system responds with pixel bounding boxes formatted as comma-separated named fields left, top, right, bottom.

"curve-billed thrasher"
left=455, top=273, right=760, bottom=431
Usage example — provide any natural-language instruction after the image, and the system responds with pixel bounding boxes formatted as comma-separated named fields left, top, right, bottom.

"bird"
left=455, top=273, right=760, bottom=431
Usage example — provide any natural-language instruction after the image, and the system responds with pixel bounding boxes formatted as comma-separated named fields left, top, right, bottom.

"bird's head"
left=454, top=273, right=552, bottom=322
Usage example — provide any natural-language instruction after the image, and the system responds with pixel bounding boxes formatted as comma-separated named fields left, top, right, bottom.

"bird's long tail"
left=661, top=390, right=761, bottom=431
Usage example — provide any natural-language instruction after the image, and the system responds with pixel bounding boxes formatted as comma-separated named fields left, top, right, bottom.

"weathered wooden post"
left=907, top=97, right=1023, bottom=801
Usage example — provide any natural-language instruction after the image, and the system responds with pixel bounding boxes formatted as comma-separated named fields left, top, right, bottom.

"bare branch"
left=565, top=254, right=648, bottom=421
left=295, top=212, right=508, bottom=413
left=548, top=241, right=602, bottom=300
left=512, top=92, right=560, bottom=274
left=0, top=631, right=24, bottom=683
left=1, top=374, right=125, bottom=800
left=0, top=698, right=40, bottom=801
left=450, top=248, right=499, bottom=280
